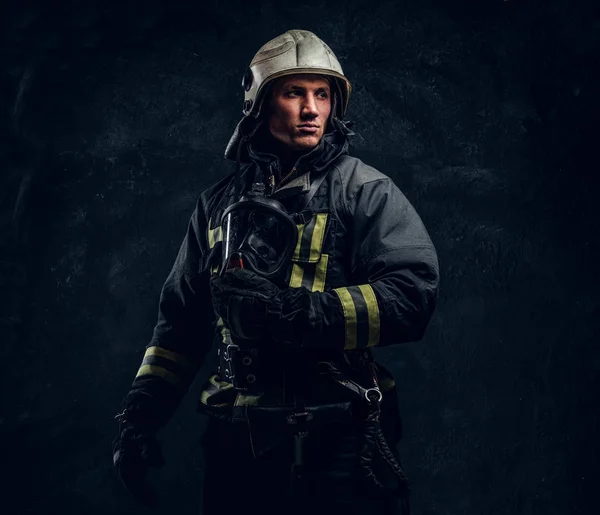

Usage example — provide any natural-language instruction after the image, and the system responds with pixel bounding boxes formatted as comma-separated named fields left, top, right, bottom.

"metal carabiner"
left=318, top=361, right=383, bottom=405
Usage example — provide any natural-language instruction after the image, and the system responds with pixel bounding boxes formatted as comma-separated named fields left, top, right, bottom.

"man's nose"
left=301, top=94, right=319, bottom=117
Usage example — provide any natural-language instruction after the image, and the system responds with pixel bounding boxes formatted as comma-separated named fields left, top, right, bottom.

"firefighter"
left=112, top=30, right=439, bottom=515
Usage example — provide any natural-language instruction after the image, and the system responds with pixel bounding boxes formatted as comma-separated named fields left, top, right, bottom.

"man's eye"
left=317, top=92, right=329, bottom=99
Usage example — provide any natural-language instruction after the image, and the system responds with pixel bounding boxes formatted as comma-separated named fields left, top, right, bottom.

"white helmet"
left=242, top=29, right=351, bottom=119
left=225, top=29, right=352, bottom=160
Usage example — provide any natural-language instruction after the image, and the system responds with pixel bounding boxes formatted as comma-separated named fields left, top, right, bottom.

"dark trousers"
left=200, top=409, right=409, bottom=515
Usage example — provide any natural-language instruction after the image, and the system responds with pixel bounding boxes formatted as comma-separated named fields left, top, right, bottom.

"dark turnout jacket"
left=125, top=125, right=440, bottom=452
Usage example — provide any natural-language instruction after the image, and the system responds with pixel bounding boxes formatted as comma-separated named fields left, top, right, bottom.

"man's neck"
left=254, top=127, right=311, bottom=182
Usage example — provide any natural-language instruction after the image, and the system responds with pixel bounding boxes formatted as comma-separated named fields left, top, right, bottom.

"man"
left=112, top=30, right=439, bottom=515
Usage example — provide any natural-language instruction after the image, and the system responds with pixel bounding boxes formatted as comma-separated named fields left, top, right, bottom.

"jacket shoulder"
left=197, top=173, right=235, bottom=227
left=331, top=155, right=394, bottom=200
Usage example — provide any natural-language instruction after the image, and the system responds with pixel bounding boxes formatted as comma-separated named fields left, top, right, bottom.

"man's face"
left=267, top=74, right=332, bottom=152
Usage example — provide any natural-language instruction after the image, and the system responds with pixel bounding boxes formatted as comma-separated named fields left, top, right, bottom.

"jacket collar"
left=241, top=121, right=350, bottom=187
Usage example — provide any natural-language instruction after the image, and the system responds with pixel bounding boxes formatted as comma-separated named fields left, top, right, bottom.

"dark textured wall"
left=1, top=0, right=598, bottom=514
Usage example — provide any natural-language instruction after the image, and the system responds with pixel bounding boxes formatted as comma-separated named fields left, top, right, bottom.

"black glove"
left=209, top=267, right=312, bottom=344
left=112, top=412, right=165, bottom=507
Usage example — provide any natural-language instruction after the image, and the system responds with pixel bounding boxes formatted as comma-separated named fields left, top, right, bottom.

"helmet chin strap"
left=328, top=84, right=355, bottom=137
left=253, top=82, right=273, bottom=120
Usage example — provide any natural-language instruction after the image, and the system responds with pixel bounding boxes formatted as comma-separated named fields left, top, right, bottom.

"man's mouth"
left=298, top=123, right=319, bottom=134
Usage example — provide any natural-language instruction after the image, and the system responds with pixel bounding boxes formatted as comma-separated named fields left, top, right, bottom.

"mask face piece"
left=242, top=211, right=281, bottom=263
left=220, top=185, right=298, bottom=281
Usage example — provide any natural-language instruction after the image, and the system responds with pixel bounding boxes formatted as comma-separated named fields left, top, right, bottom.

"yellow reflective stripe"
left=144, top=346, right=196, bottom=370
left=312, top=254, right=329, bottom=292
left=135, top=364, right=184, bottom=389
left=208, top=224, right=222, bottom=249
left=199, top=391, right=232, bottom=408
left=234, top=393, right=262, bottom=406
left=292, top=224, right=304, bottom=260
left=199, top=390, right=213, bottom=405
left=210, top=374, right=233, bottom=389
left=199, top=374, right=234, bottom=405
left=308, top=214, right=328, bottom=262
left=358, top=284, right=380, bottom=347
left=333, top=284, right=380, bottom=349
left=199, top=390, right=210, bottom=405
left=289, top=263, right=304, bottom=288
left=221, top=326, right=230, bottom=344
left=217, top=317, right=228, bottom=335
left=333, top=287, right=358, bottom=350
left=216, top=317, right=233, bottom=345
left=289, top=214, right=329, bottom=289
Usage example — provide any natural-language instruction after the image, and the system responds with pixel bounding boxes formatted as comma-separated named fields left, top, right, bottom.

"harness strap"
left=319, top=360, right=411, bottom=507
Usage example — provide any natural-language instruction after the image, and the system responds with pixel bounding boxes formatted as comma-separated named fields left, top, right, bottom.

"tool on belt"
left=286, top=355, right=411, bottom=512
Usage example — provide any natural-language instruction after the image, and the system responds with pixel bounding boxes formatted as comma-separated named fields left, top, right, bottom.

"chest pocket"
left=289, top=212, right=330, bottom=292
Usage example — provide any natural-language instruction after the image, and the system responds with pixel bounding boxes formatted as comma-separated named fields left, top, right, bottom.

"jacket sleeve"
left=122, top=197, right=214, bottom=430
left=302, top=177, right=439, bottom=351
